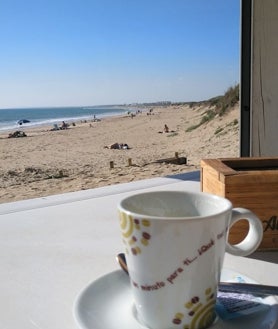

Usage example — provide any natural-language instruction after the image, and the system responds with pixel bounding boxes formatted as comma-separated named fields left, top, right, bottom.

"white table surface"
left=0, top=172, right=277, bottom=329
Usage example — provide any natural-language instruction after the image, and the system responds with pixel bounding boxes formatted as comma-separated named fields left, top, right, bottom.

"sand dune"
left=0, top=104, right=239, bottom=203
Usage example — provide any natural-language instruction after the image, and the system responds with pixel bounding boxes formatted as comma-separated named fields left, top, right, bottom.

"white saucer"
left=73, top=269, right=278, bottom=329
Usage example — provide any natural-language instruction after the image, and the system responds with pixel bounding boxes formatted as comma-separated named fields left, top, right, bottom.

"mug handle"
left=225, top=208, right=263, bottom=257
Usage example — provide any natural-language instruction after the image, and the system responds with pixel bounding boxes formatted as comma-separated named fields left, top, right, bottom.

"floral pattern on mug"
left=119, top=210, right=151, bottom=255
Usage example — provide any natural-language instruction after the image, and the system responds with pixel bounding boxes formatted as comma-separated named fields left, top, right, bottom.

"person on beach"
left=61, top=121, right=69, bottom=129
left=8, top=131, right=27, bottom=138
left=158, top=124, right=173, bottom=134
left=104, top=143, right=129, bottom=149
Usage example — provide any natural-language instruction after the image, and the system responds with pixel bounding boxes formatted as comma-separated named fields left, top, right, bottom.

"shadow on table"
left=166, top=170, right=200, bottom=182
left=248, top=251, right=278, bottom=264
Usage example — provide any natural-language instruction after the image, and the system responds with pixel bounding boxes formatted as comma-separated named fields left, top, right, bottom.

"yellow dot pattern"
left=119, top=210, right=151, bottom=256
left=172, top=287, right=216, bottom=329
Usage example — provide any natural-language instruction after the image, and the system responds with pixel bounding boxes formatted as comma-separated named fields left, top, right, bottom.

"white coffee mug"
left=118, top=191, right=263, bottom=329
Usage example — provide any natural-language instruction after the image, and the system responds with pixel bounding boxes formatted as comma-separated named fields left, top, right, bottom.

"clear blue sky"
left=0, top=0, right=240, bottom=108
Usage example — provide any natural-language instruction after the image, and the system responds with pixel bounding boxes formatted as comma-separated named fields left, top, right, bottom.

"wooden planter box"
left=201, top=157, right=278, bottom=250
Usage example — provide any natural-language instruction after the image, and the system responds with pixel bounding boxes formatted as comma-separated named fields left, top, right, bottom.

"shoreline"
left=0, top=106, right=134, bottom=134
left=0, top=104, right=239, bottom=204
left=0, top=112, right=130, bottom=137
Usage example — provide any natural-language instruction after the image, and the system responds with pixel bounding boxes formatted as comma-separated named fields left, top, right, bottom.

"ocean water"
left=0, top=105, right=129, bottom=132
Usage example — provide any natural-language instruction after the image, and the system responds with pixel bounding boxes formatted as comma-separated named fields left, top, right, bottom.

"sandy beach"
left=0, top=104, right=239, bottom=204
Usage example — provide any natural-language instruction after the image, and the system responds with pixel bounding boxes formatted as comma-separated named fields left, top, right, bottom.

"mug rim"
left=118, top=190, right=233, bottom=221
